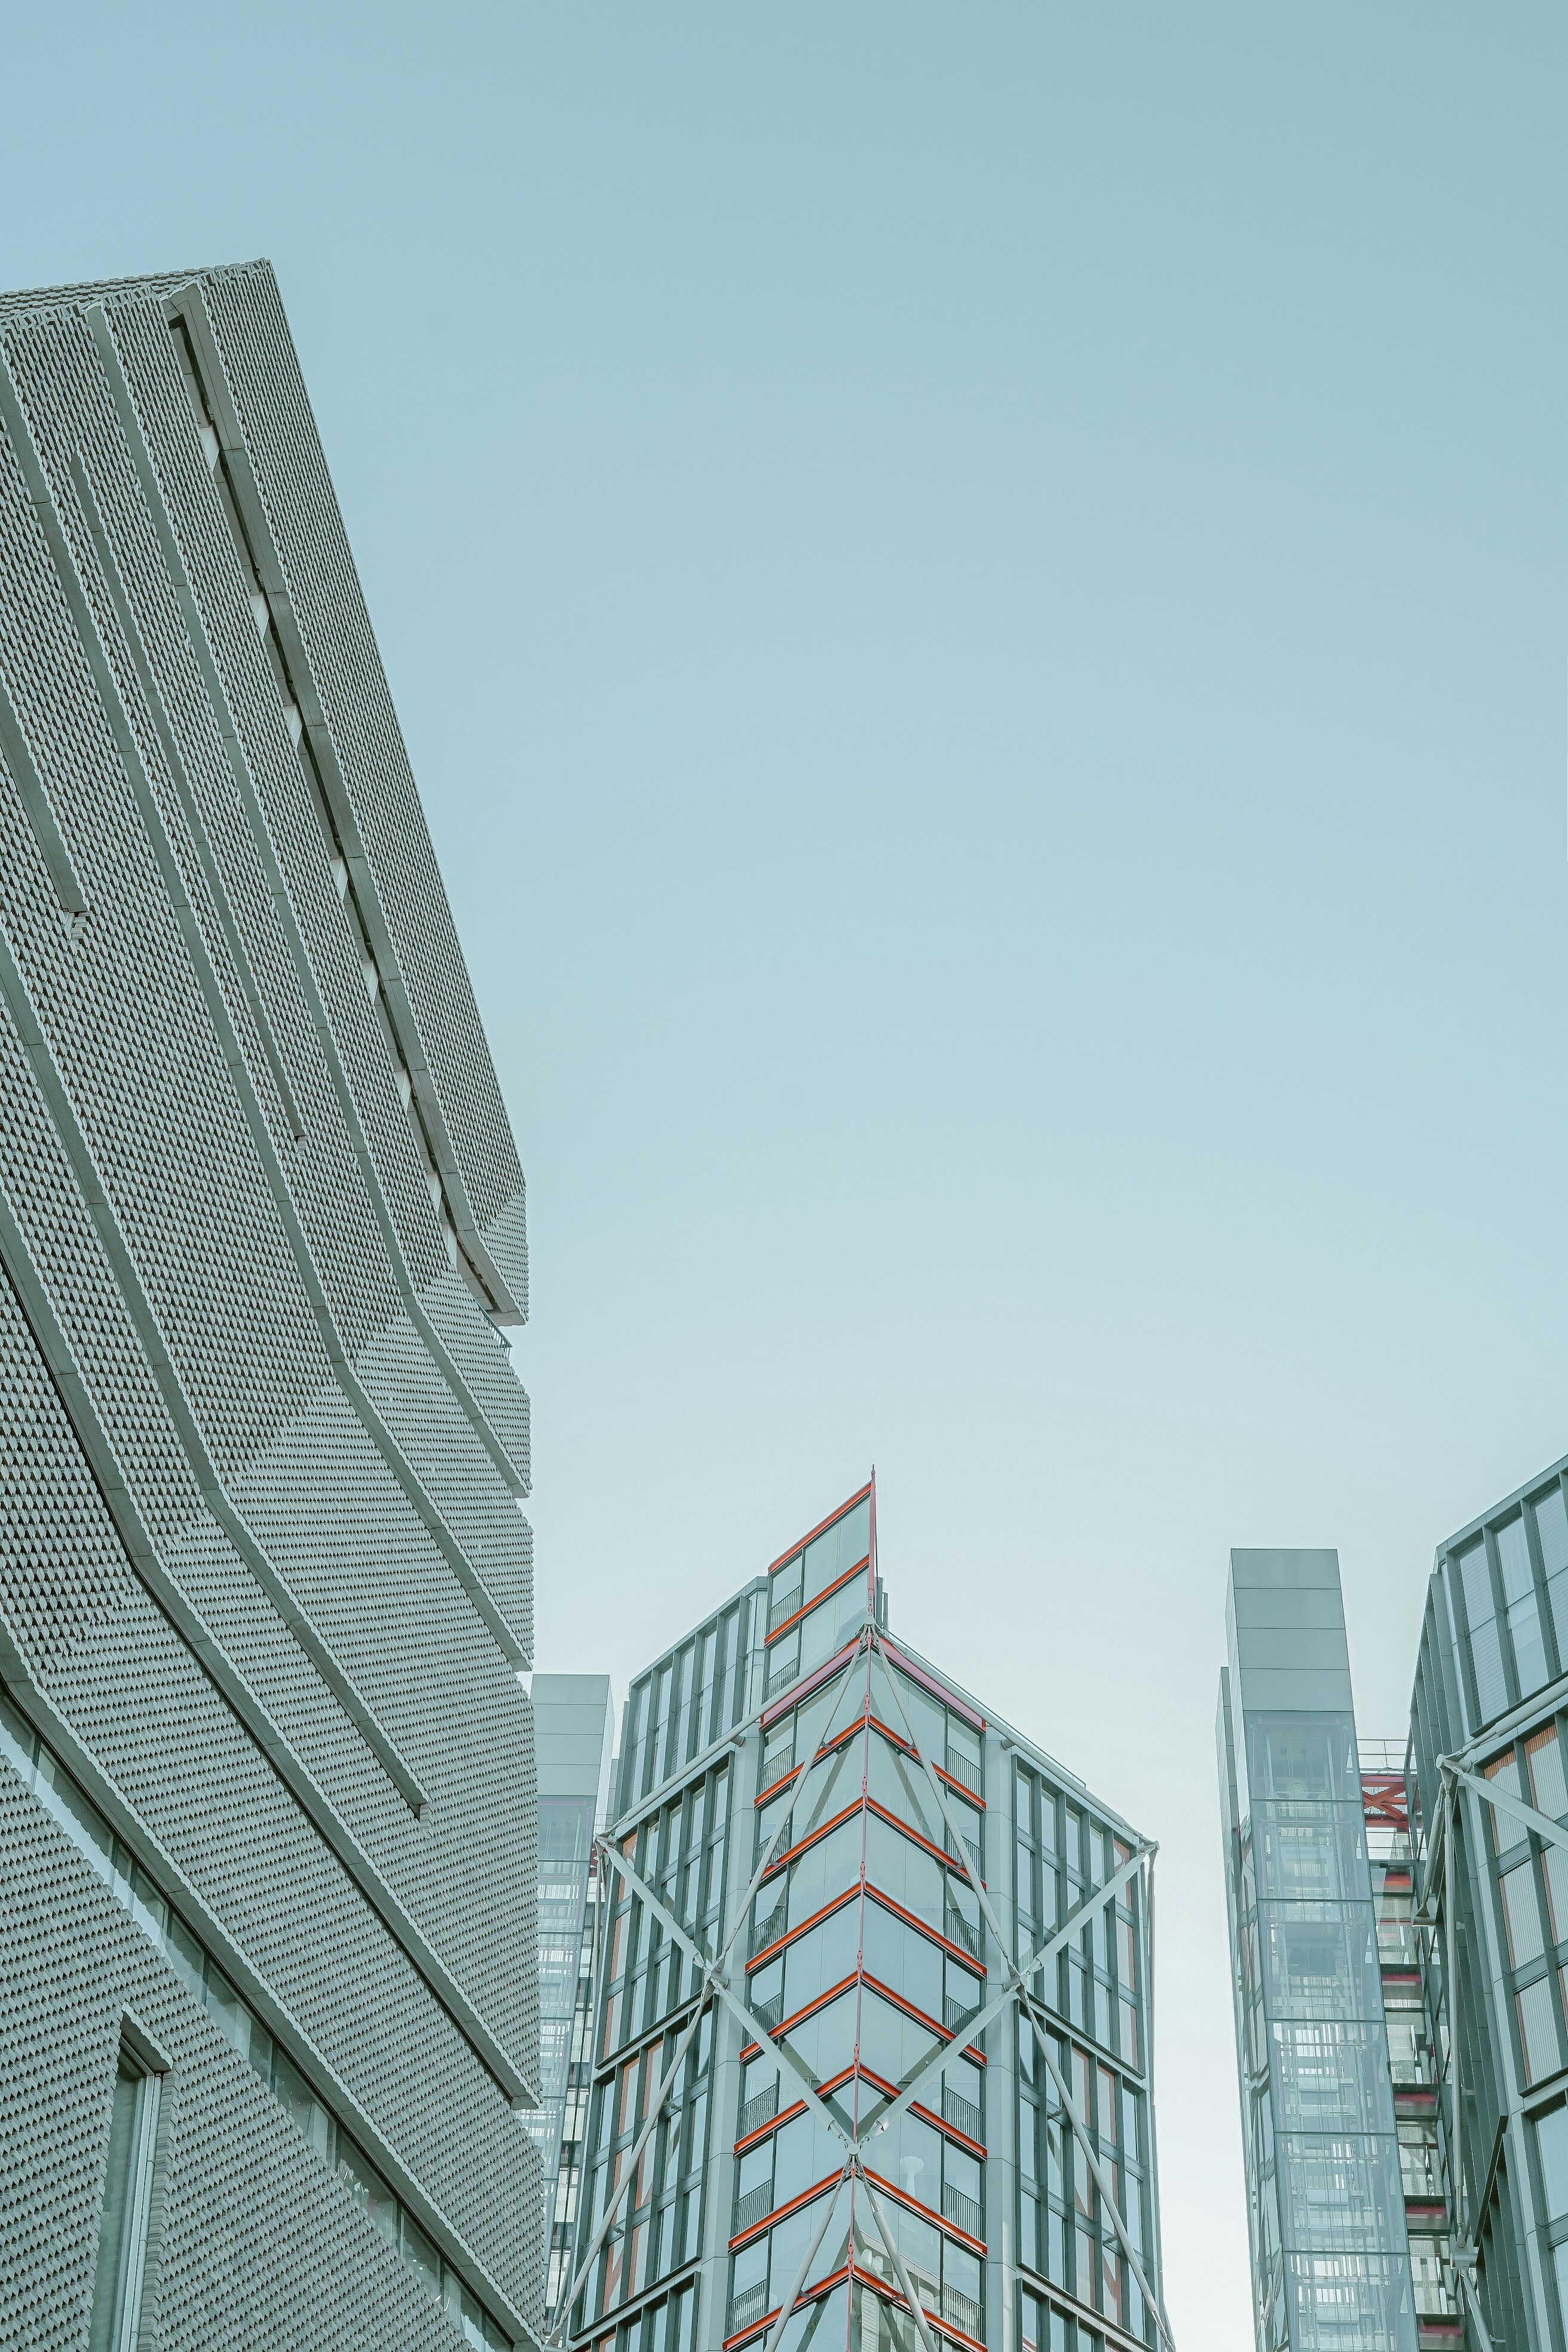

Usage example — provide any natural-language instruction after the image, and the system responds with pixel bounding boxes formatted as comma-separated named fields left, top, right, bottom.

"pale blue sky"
left=8, top=8, right=1567, bottom=2338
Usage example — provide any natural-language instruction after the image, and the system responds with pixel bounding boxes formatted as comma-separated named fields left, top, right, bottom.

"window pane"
left=1531, top=1730, right=1568, bottom=1824
left=1472, top=1622, right=1509, bottom=1724
left=88, top=2054, right=158, bottom=2352
left=1539, top=1490, right=1568, bottom=1575
left=1498, top=1520, right=1533, bottom=1604
left=1517, top=1977, right=1561, bottom=2087
left=1537, top=2104, right=1568, bottom=2219
left=1502, top=1863, right=1546, bottom=1967
left=1460, top=1542, right=1495, bottom=1631
left=1548, top=1849, right=1568, bottom=1946
left=1486, top=1753, right=1524, bottom=1849
left=400, top=2210, right=443, bottom=2297
left=1512, top=1597, right=1549, bottom=1699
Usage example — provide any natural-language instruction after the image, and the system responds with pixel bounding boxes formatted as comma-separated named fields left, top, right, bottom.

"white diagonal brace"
left=1023, top=2001, right=1175, bottom=2351
left=868, top=1634, right=1012, bottom=1967
left=1457, top=2260, right=1494, bottom=2352
left=552, top=1989, right=710, bottom=2336
left=855, top=2163, right=945, bottom=2352
left=598, top=1836, right=852, bottom=2151
left=1416, top=1777, right=1448, bottom=1922
left=863, top=1848, right=1147, bottom=2151
left=758, top=2165, right=851, bottom=2352
left=741, top=1671, right=877, bottom=1947
left=1448, top=1760, right=1568, bottom=1857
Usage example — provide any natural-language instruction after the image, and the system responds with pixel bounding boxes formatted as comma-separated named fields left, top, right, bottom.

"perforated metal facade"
left=559, top=1484, right=1168, bottom=2352
left=0, top=259, right=540, bottom=2350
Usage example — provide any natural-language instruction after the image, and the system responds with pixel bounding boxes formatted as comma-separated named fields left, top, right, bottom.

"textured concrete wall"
left=0, top=261, right=540, bottom=2350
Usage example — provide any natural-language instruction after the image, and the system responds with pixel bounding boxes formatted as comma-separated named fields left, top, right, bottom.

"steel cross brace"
left=1447, top=1757, right=1568, bottom=1860
left=856, top=2161, right=945, bottom=2352
left=757, top=2164, right=852, bottom=2352
left=1019, top=1995, right=1173, bottom=2351
left=868, top=1638, right=1174, bottom=2349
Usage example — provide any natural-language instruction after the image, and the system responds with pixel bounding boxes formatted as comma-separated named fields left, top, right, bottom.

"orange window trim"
left=722, top=2263, right=852, bottom=2352
left=746, top=1884, right=862, bottom=1975
left=728, top=2170, right=844, bottom=2253
left=849, top=2267, right=986, bottom=2352
left=767, top=1484, right=875, bottom=1578
left=862, top=2167, right=987, bottom=2256
left=760, top=1797, right=865, bottom=1884
left=755, top=1763, right=805, bottom=1811
left=863, top=1882, right=984, bottom=1979
left=761, top=1644, right=863, bottom=1733
left=765, top=1560, right=871, bottom=1649
left=734, top=2094, right=808, bottom=2155
left=934, top=1763, right=986, bottom=1815
left=866, top=1796, right=972, bottom=1878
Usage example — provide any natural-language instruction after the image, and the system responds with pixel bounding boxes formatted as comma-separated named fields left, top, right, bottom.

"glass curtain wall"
left=1220, top=1546, right=1419, bottom=2352
left=1407, top=1455, right=1568, bottom=2352
left=729, top=1488, right=994, bottom=2352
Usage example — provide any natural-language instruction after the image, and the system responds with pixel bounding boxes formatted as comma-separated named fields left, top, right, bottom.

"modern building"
left=558, top=1481, right=1169, bottom=2352
left=1406, top=1451, right=1568, bottom=2351
left=1218, top=1457, right=1568, bottom=2352
left=1217, top=1549, right=1455, bottom=2352
left=0, top=262, right=540, bottom=2350
left=532, top=1675, right=619, bottom=2314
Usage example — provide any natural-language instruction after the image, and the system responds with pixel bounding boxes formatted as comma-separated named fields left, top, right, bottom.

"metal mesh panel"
left=0, top=258, right=538, bottom=2350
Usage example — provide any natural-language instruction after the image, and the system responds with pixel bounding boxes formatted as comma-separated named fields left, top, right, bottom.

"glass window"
left=1460, top=1543, right=1509, bottom=1722
left=864, top=1814, right=947, bottom=1937
left=862, top=1901, right=942, bottom=2020
left=1500, top=1520, right=1550, bottom=1697
left=1548, top=1848, right=1568, bottom=1947
left=88, top=2048, right=160, bottom=2352
left=1486, top=1752, right=1525, bottom=1852
left=1502, top=1863, right=1546, bottom=1968
left=1539, top=1492, right=1568, bottom=1668
left=782, top=1901, right=861, bottom=2015
left=1536, top=2103, right=1568, bottom=2219
left=1533, top=1729, right=1568, bottom=1823
left=1518, top=1977, right=1561, bottom=2088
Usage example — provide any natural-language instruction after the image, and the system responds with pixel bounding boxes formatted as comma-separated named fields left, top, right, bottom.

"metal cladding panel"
left=194, top=264, right=526, bottom=1275
left=0, top=259, right=538, bottom=2348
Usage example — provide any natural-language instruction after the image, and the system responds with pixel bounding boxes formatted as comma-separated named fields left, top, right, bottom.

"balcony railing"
left=942, top=1753, right=982, bottom=1800
left=734, top=2183, right=773, bottom=2238
left=739, top=2081, right=779, bottom=2140
left=728, top=2283, right=768, bottom=2338
left=945, top=1994, right=979, bottom=2036
left=942, top=2185, right=982, bottom=2240
left=942, top=2082, right=982, bottom=2142
left=770, top=1587, right=804, bottom=1635
left=752, top=1902, right=788, bottom=1958
left=944, top=1906, right=978, bottom=1960
left=941, top=2285, right=982, bottom=2341
left=753, top=1992, right=784, bottom=2036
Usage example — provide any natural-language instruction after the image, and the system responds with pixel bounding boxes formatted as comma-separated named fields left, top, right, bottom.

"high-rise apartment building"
left=1219, top=1455, right=1568, bottom=2352
left=532, top=1675, right=619, bottom=2313
left=558, top=1483, right=1169, bottom=2352
left=1406, top=1451, right=1568, bottom=2352
left=0, top=262, right=539, bottom=2349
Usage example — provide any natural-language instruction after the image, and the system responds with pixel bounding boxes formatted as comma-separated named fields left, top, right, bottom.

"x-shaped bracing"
left=549, top=1622, right=1174, bottom=2352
